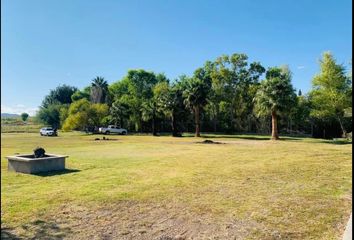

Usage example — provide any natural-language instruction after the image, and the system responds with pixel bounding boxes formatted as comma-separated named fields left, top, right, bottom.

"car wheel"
left=40, top=133, right=43, bottom=136
left=122, top=131, right=127, bottom=135
left=105, top=131, right=110, bottom=135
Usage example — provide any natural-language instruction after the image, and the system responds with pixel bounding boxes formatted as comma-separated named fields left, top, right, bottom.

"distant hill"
left=1, top=113, right=20, bottom=118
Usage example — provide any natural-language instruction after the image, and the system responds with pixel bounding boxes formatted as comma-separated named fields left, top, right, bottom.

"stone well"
left=6, top=154, right=68, bottom=174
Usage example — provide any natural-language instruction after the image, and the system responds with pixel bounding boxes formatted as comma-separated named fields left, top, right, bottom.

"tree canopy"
left=35, top=52, right=352, bottom=139
left=309, top=52, right=352, bottom=137
left=254, top=66, right=297, bottom=139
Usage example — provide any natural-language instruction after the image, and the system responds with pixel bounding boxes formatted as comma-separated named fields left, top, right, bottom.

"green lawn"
left=1, top=132, right=352, bottom=239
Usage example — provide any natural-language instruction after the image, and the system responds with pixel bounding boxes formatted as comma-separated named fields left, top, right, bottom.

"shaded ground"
left=1, top=220, right=72, bottom=240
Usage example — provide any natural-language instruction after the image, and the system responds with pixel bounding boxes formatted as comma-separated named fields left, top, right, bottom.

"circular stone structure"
left=6, top=154, right=68, bottom=174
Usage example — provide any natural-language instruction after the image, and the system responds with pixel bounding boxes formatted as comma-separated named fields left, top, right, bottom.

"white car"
left=98, top=125, right=127, bottom=135
left=40, top=127, right=57, bottom=136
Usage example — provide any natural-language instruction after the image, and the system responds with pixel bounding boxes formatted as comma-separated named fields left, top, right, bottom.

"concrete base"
left=6, top=154, right=68, bottom=174
left=343, top=214, right=352, bottom=240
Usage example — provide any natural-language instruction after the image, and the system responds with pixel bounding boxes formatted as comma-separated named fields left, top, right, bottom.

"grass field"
left=1, top=132, right=352, bottom=239
left=1, top=117, right=43, bottom=133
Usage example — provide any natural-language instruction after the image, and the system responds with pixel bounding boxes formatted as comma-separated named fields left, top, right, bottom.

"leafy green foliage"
left=33, top=52, right=351, bottom=138
left=309, top=52, right=352, bottom=136
left=20, top=113, right=29, bottom=122
left=41, top=85, right=78, bottom=108
left=254, top=67, right=296, bottom=116
left=254, top=66, right=297, bottom=139
left=110, top=100, right=130, bottom=127
left=62, top=99, right=109, bottom=131
left=71, top=86, right=91, bottom=102
left=36, top=104, right=62, bottom=128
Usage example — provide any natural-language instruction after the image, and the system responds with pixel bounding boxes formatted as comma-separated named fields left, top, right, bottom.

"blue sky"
left=1, top=0, right=352, bottom=116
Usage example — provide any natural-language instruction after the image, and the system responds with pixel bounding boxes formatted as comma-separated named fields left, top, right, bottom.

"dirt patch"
left=29, top=201, right=265, bottom=240
left=93, top=137, right=119, bottom=141
left=196, top=140, right=224, bottom=144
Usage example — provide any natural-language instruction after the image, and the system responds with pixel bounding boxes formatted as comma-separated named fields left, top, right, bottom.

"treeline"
left=36, top=52, right=352, bottom=139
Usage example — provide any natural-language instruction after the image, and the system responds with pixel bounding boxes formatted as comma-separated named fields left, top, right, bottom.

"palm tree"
left=141, top=99, right=158, bottom=136
left=183, top=77, right=209, bottom=137
left=110, top=100, right=129, bottom=127
left=154, top=81, right=186, bottom=137
left=90, top=76, right=108, bottom=103
left=254, top=67, right=296, bottom=140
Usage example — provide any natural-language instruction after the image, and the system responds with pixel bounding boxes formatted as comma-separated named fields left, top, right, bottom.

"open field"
left=1, top=132, right=352, bottom=239
left=1, top=118, right=43, bottom=133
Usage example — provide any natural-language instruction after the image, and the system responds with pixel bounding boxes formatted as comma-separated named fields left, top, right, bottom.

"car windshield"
left=46, top=128, right=53, bottom=130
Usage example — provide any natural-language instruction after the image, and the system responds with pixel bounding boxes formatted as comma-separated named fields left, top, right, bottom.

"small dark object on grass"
left=198, top=140, right=223, bottom=144
left=33, top=147, right=45, bottom=158
left=94, top=137, right=118, bottom=141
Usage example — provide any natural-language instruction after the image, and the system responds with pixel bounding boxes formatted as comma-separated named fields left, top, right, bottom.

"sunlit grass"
left=1, top=132, right=352, bottom=239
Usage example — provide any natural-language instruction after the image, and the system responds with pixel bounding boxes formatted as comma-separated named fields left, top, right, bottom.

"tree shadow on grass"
left=198, top=134, right=303, bottom=141
left=33, top=169, right=81, bottom=177
left=326, top=140, right=352, bottom=145
left=2, top=220, right=72, bottom=239
left=1, top=228, right=21, bottom=240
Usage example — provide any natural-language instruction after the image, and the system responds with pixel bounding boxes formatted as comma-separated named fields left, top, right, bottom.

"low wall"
left=6, top=154, right=68, bottom=174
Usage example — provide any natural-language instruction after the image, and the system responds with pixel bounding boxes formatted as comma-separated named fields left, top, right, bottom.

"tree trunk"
left=194, top=106, right=201, bottom=137
left=213, top=115, right=217, bottom=133
left=337, top=116, right=347, bottom=137
left=120, top=117, right=123, bottom=128
left=271, top=110, right=279, bottom=140
left=171, top=113, right=178, bottom=137
left=229, top=104, right=234, bottom=133
left=152, top=113, right=157, bottom=136
left=213, top=105, right=219, bottom=133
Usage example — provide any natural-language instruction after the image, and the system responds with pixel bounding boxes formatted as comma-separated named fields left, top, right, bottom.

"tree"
left=110, top=100, right=130, bottom=127
left=21, top=113, right=29, bottom=122
left=309, top=52, right=352, bottom=137
left=291, top=94, right=312, bottom=133
left=154, top=80, right=188, bottom=136
left=36, top=104, right=62, bottom=128
left=254, top=67, right=297, bottom=140
left=208, top=54, right=265, bottom=132
left=38, top=85, right=78, bottom=128
left=41, top=85, right=78, bottom=108
left=141, top=99, right=159, bottom=136
left=183, top=74, right=210, bottom=137
left=90, top=76, right=109, bottom=104
left=71, top=86, right=91, bottom=102
left=109, top=70, right=165, bottom=132
left=62, top=99, right=108, bottom=131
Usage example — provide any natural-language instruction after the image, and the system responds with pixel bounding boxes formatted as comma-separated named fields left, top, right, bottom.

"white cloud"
left=1, top=104, right=38, bottom=116
left=297, top=66, right=305, bottom=69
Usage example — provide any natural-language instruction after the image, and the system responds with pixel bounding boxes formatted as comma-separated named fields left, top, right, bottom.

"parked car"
left=98, top=125, right=127, bottom=135
left=40, top=127, right=57, bottom=136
